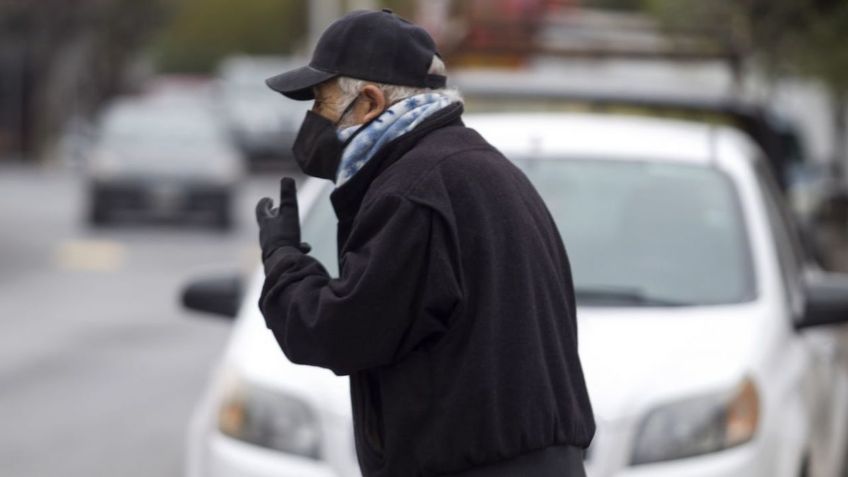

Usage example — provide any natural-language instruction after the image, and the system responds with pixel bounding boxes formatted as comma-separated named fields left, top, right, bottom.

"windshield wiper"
left=574, top=286, right=693, bottom=307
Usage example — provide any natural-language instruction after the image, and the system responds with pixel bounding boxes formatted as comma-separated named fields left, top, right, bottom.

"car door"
left=755, top=160, right=848, bottom=477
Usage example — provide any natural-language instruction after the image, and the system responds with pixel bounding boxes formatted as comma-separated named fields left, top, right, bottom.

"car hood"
left=577, top=303, right=767, bottom=424
left=229, top=274, right=769, bottom=424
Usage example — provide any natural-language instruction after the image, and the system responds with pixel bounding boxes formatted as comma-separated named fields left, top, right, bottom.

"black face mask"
left=292, top=97, right=364, bottom=180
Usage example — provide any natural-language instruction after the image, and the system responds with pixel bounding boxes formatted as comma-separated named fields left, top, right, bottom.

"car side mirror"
left=181, top=274, right=243, bottom=319
left=797, top=273, right=848, bottom=330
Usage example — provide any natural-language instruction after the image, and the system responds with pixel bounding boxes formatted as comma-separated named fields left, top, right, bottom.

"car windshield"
left=517, top=159, right=756, bottom=306
left=302, top=159, right=756, bottom=308
left=100, top=107, right=225, bottom=156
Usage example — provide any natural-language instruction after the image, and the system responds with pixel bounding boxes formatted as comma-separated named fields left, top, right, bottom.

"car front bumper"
left=90, top=178, right=231, bottom=220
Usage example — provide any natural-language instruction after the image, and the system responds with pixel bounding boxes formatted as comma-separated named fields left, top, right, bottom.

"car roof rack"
left=453, top=70, right=802, bottom=191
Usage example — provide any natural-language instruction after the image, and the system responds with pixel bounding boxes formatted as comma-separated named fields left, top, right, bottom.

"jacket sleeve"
left=258, top=193, right=462, bottom=376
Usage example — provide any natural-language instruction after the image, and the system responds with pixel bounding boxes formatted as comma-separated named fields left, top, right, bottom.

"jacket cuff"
left=262, top=245, right=304, bottom=275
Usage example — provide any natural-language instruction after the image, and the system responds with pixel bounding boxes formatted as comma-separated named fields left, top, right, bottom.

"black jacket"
left=259, top=103, right=595, bottom=476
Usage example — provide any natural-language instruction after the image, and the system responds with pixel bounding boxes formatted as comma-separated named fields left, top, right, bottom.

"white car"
left=182, top=112, right=848, bottom=477
left=87, top=93, right=243, bottom=229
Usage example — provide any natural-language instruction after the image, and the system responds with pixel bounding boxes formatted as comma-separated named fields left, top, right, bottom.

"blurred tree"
left=642, top=0, right=848, bottom=180
left=584, top=0, right=643, bottom=10
left=786, top=1, right=848, bottom=180
left=153, top=0, right=308, bottom=73
left=0, top=0, right=166, bottom=161
left=379, top=0, right=417, bottom=17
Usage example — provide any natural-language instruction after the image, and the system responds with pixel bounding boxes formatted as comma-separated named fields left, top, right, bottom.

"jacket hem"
left=435, top=445, right=586, bottom=477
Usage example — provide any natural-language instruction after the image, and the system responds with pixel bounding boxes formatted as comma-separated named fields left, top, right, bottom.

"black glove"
left=255, top=177, right=311, bottom=259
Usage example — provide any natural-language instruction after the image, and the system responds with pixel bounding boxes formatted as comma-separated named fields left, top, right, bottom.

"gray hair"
left=334, top=55, right=461, bottom=127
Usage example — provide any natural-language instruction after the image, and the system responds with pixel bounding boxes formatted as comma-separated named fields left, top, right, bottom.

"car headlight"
left=631, top=377, right=760, bottom=465
left=217, top=376, right=322, bottom=459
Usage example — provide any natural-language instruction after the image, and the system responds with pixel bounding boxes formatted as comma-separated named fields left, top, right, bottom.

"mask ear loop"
left=334, top=95, right=361, bottom=128
left=337, top=94, right=387, bottom=148
left=332, top=94, right=390, bottom=183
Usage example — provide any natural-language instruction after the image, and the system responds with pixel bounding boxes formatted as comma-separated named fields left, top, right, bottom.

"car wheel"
left=841, top=440, right=848, bottom=477
left=87, top=199, right=110, bottom=226
left=89, top=207, right=109, bottom=226
left=86, top=183, right=111, bottom=226
left=799, top=454, right=811, bottom=477
left=214, top=209, right=232, bottom=231
left=211, top=194, right=233, bottom=231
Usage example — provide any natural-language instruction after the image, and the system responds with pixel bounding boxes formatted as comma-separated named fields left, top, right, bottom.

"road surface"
left=0, top=164, right=298, bottom=476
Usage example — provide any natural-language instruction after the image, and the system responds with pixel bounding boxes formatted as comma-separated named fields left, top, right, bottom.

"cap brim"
left=265, top=66, right=337, bottom=101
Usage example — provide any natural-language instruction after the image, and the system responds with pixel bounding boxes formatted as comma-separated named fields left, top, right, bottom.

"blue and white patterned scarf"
left=335, top=91, right=461, bottom=187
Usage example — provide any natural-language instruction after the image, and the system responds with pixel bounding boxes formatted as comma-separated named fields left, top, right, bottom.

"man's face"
left=310, top=80, right=387, bottom=130
left=311, top=80, right=348, bottom=125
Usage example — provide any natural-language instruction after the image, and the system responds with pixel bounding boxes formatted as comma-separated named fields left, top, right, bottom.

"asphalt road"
left=0, top=164, right=299, bottom=477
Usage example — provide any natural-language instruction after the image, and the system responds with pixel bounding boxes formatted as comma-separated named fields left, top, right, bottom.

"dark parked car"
left=86, top=97, right=243, bottom=229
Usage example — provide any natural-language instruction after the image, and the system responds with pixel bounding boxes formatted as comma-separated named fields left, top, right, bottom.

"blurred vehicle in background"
left=86, top=85, right=243, bottom=229
left=454, top=68, right=848, bottom=268
left=182, top=111, right=848, bottom=477
left=217, top=56, right=310, bottom=170
left=452, top=68, right=809, bottom=193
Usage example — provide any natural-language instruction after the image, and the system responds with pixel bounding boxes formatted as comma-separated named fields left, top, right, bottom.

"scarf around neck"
left=335, top=91, right=462, bottom=187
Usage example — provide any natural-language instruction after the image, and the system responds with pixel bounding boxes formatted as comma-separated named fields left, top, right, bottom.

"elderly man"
left=255, top=9, right=594, bottom=477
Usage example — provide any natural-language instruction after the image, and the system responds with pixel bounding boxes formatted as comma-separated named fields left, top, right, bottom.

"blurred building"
left=415, top=0, right=842, bottom=172
left=0, top=0, right=163, bottom=162
left=424, top=0, right=731, bottom=69
left=0, top=2, right=36, bottom=161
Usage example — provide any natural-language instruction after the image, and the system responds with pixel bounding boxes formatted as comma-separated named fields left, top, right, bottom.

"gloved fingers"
left=298, top=242, right=312, bottom=254
left=277, top=178, right=300, bottom=234
left=255, top=197, right=275, bottom=222
left=278, top=177, right=298, bottom=209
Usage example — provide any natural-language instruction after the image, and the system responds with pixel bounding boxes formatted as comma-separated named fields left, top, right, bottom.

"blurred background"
left=3, top=0, right=848, bottom=476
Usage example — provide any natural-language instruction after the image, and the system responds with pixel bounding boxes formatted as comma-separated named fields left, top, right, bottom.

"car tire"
left=214, top=209, right=232, bottom=231
left=799, top=454, right=811, bottom=477
left=211, top=193, right=233, bottom=231
left=87, top=192, right=110, bottom=227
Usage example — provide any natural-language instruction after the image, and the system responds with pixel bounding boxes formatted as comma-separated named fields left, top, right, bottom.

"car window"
left=299, top=160, right=756, bottom=307
left=300, top=188, right=339, bottom=277
left=755, top=161, right=805, bottom=267
left=516, top=159, right=756, bottom=306
left=754, top=160, right=804, bottom=315
left=100, top=107, right=226, bottom=154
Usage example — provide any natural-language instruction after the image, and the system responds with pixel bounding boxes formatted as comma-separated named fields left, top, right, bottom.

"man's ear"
left=360, top=84, right=387, bottom=123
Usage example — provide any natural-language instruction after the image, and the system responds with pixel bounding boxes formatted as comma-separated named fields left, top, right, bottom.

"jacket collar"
left=330, top=102, right=464, bottom=221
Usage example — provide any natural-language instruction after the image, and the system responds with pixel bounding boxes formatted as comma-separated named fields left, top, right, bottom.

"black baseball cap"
left=266, top=9, right=446, bottom=101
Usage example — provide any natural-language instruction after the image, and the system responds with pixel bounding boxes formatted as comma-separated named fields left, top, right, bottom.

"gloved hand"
left=255, top=177, right=311, bottom=259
